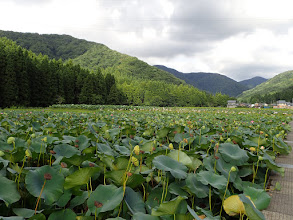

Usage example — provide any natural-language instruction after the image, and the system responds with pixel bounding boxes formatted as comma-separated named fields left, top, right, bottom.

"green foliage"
left=239, top=70, right=293, bottom=102
left=0, top=107, right=291, bottom=218
left=0, top=37, right=124, bottom=108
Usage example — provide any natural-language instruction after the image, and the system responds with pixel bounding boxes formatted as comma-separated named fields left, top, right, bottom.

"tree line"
left=247, top=86, right=293, bottom=104
left=0, top=37, right=125, bottom=108
left=0, top=37, right=230, bottom=108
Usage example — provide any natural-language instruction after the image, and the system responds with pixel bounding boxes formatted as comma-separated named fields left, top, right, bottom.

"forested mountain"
left=154, top=65, right=248, bottom=97
left=0, top=30, right=231, bottom=107
left=239, top=76, right=267, bottom=89
left=238, top=70, right=293, bottom=103
left=0, top=37, right=125, bottom=108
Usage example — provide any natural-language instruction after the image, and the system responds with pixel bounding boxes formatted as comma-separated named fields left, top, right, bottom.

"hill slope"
left=154, top=65, right=248, bottom=97
left=0, top=30, right=184, bottom=85
left=1, top=30, right=232, bottom=107
left=238, top=70, right=293, bottom=102
left=239, top=76, right=267, bottom=89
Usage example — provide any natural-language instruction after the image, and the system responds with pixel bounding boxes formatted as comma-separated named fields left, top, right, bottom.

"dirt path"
left=263, top=120, right=293, bottom=219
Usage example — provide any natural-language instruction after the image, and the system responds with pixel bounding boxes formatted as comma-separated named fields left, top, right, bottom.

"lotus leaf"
left=218, top=143, right=249, bottom=166
left=197, top=170, right=227, bottom=190
left=151, top=196, right=185, bottom=216
left=48, top=209, right=77, bottom=220
left=87, top=185, right=123, bottom=214
left=153, top=155, right=188, bottom=179
left=124, top=187, right=146, bottom=214
left=243, top=186, right=271, bottom=210
left=64, top=167, right=100, bottom=189
left=25, top=165, right=64, bottom=205
left=0, top=176, right=21, bottom=204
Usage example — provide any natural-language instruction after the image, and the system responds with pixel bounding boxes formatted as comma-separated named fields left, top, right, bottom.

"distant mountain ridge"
left=239, top=77, right=267, bottom=89
left=238, top=70, right=293, bottom=102
left=154, top=65, right=248, bottom=97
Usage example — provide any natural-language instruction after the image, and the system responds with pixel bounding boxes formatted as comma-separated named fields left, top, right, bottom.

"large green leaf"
left=87, top=185, right=123, bottom=215
left=151, top=196, right=185, bottom=216
left=132, top=213, right=160, bottom=220
left=168, top=150, right=192, bottom=167
left=64, top=167, right=100, bottom=189
left=216, top=157, right=238, bottom=182
left=243, top=186, right=271, bottom=210
left=185, top=173, right=209, bottom=198
left=53, top=144, right=80, bottom=158
left=153, top=155, right=187, bottom=179
left=262, top=153, right=284, bottom=176
left=13, top=209, right=41, bottom=218
left=69, top=191, right=88, bottom=209
left=25, top=165, right=64, bottom=205
left=218, top=143, right=249, bottom=166
left=28, top=213, right=46, bottom=220
left=168, top=182, right=189, bottom=198
left=239, top=194, right=265, bottom=220
left=0, top=176, right=21, bottom=205
left=48, top=209, right=77, bottom=220
left=97, top=143, right=114, bottom=156
left=105, top=170, right=145, bottom=188
left=124, top=187, right=146, bottom=214
left=197, top=170, right=227, bottom=190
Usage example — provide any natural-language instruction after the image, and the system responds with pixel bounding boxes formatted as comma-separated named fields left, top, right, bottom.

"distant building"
left=274, top=100, right=293, bottom=109
left=227, top=100, right=237, bottom=108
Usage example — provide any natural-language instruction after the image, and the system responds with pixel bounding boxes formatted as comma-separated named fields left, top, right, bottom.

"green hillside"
left=0, top=30, right=94, bottom=60
left=0, top=30, right=183, bottom=85
left=155, top=65, right=248, bottom=97
left=0, top=30, right=231, bottom=107
left=238, top=70, right=293, bottom=102
left=72, top=45, right=184, bottom=84
left=239, top=76, right=267, bottom=89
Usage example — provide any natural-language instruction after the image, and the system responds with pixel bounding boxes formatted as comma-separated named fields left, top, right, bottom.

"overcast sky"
left=1, top=0, right=293, bottom=81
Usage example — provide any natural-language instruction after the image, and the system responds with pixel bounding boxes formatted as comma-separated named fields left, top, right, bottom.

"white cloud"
left=1, top=0, right=293, bottom=80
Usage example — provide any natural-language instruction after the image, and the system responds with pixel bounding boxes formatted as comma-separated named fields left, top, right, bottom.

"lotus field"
left=0, top=106, right=292, bottom=220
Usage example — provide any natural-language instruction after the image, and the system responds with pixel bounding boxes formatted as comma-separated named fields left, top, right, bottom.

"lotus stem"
left=160, top=175, right=165, bottom=204
left=142, top=183, right=146, bottom=201
left=264, top=168, right=269, bottom=190
left=35, top=180, right=46, bottom=214
left=90, top=177, right=93, bottom=193
left=164, top=177, right=169, bottom=202
left=37, top=144, right=42, bottom=167
left=220, top=166, right=236, bottom=217
left=209, top=186, right=212, bottom=211
left=104, top=165, right=106, bottom=185
left=16, top=156, right=26, bottom=191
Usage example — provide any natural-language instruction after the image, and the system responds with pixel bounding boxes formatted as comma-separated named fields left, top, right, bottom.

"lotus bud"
left=258, top=156, right=263, bottom=161
left=168, top=143, right=174, bottom=150
left=249, top=147, right=256, bottom=152
left=134, top=145, right=140, bottom=155
left=131, top=156, right=139, bottom=166
left=7, top=137, right=15, bottom=144
left=30, top=127, right=33, bottom=132
left=260, top=146, right=265, bottom=150
left=25, top=149, right=32, bottom=158
left=202, top=126, right=205, bottom=130
left=31, top=133, right=36, bottom=138
left=230, top=166, right=237, bottom=172
left=220, top=136, right=224, bottom=141
left=227, top=138, right=231, bottom=142
left=0, top=150, right=4, bottom=157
